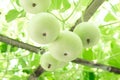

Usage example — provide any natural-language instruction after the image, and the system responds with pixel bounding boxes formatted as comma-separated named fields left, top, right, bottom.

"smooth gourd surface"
left=27, top=12, right=61, bottom=44
left=74, top=22, right=100, bottom=48
left=49, top=31, right=83, bottom=62
left=20, top=0, right=51, bottom=14
left=40, top=53, right=67, bottom=71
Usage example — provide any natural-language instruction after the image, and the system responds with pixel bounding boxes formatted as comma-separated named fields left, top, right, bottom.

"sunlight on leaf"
left=5, top=9, right=20, bottom=22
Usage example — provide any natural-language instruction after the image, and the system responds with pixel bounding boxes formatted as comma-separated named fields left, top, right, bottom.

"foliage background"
left=0, top=0, right=120, bottom=80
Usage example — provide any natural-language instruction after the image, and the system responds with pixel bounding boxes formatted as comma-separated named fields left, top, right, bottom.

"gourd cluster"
left=20, top=0, right=101, bottom=71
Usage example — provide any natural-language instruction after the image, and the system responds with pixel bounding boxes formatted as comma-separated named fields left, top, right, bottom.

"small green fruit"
left=27, top=12, right=61, bottom=44
left=49, top=31, right=83, bottom=62
left=20, top=0, right=51, bottom=14
left=40, top=53, right=67, bottom=71
left=74, top=22, right=100, bottom=48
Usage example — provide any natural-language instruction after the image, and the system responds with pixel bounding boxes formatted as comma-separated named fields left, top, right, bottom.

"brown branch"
left=28, top=66, right=44, bottom=80
left=0, top=34, right=45, bottom=54
left=73, top=58, right=120, bottom=74
left=70, top=0, right=105, bottom=31
left=28, top=58, right=120, bottom=80
left=1, top=34, right=120, bottom=80
left=0, top=34, right=45, bottom=79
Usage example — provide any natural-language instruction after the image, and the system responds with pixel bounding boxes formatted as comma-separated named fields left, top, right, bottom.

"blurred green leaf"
left=100, top=26, right=114, bottom=35
left=15, top=0, right=20, bottom=6
left=80, top=0, right=92, bottom=6
left=22, top=69, right=32, bottom=74
left=11, top=0, right=20, bottom=6
left=29, top=54, right=40, bottom=67
left=18, top=57, right=27, bottom=67
left=5, top=9, right=26, bottom=22
left=5, top=9, right=20, bottom=22
left=0, top=43, right=7, bottom=53
left=10, top=75, right=20, bottom=80
left=49, top=0, right=71, bottom=12
left=10, top=75, right=27, bottom=80
left=111, top=40, right=120, bottom=53
left=83, top=71, right=95, bottom=80
left=108, top=55, right=120, bottom=68
left=10, top=46, right=18, bottom=52
left=104, top=13, right=116, bottom=22
left=98, top=72, right=120, bottom=80
left=61, top=0, right=71, bottom=12
left=109, top=2, right=120, bottom=13
left=18, top=10, right=26, bottom=18
left=82, top=49, right=94, bottom=61
left=107, top=40, right=120, bottom=68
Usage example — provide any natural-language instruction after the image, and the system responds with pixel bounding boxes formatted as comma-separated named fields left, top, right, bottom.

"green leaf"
left=0, top=43, right=7, bottom=53
left=88, top=72, right=95, bottom=80
left=10, top=75, right=20, bottom=80
left=49, top=0, right=62, bottom=10
left=15, top=0, right=20, bottom=6
left=98, top=72, right=120, bottom=80
left=22, top=69, right=32, bottom=74
left=10, top=46, right=18, bottom=52
left=5, top=9, right=20, bottom=22
left=18, top=10, right=26, bottom=18
left=29, top=54, right=40, bottom=67
left=82, top=49, right=94, bottom=61
left=49, top=0, right=71, bottom=12
left=108, top=56, right=120, bottom=68
left=104, top=13, right=116, bottom=22
left=10, top=75, right=27, bottom=80
left=83, top=71, right=95, bottom=80
left=100, top=26, right=116, bottom=36
left=109, top=2, right=120, bottom=13
left=111, top=40, right=120, bottom=53
left=61, top=0, right=71, bottom=12
left=18, top=57, right=27, bottom=67
left=81, top=0, right=92, bottom=6
left=108, top=40, right=120, bottom=68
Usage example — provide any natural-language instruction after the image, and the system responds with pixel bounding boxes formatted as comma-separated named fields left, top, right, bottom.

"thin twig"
left=70, top=0, right=105, bottom=31
left=101, top=20, right=120, bottom=27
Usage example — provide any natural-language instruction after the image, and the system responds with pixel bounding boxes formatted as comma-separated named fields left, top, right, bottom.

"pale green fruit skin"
left=49, top=31, right=83, bottom=62
left=73, top=22, right=100, bottom=48
left=27, top=12, right=61, bottom=44
left=20, top=0, right=51, bottom=14
left=40, top=53, right=67, bottom=71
